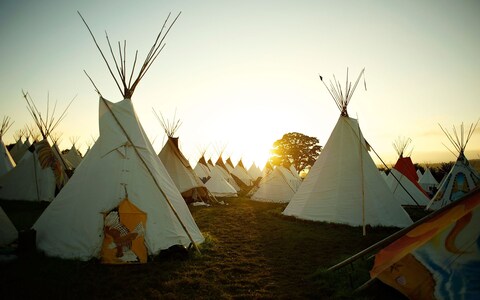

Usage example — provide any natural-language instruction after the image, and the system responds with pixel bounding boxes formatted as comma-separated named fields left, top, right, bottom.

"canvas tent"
left=215, top=156, right=241, bottom=192
left=418, top=167, right=439, bottom=196
left=385, top=138, right=430, bottom=206
left=34, top=98, right=204, bottom=261
left=205, top=166, right=238, bottom=197
left=370, top=187, right=480, bottom=299
left=427, top=122, right=480, bottom=210
left=9, top=136, right=28, bottom=164
left=247, top=162, right=263, bottom=181
left=33, top=12, right=203, bottom=263
left=156, top=114, right=212, bottom=204
left=0, top=140, right=64, bottom=202
left=0, top=116, right=16, bottom=176
left=386, top=169, right=430, bottom=206
left=193, top=151, right=211, bottom=183
left=62, top=137, right=83, bottom=169
left=251, top=165, right=301, bottom=203
left=231, top=158, right=253, bottom=188
left=283, top=70, right=413, bottom=230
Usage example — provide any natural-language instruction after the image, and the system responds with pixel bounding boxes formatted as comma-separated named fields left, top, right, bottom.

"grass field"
left=0, top=197, right=414, bottom=299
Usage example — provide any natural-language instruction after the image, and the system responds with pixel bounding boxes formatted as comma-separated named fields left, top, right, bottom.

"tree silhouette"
left=269, top=132, right=322, bottom=173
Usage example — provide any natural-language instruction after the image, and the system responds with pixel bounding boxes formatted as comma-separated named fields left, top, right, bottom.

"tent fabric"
left=251, top=166, right=301, bottom=203
left=247, top=163, right=263, bottom=181
left=385, top=169, right=430, bottom=206
left=9, top=138, right=28, bottom=163
left=289, top=165, right=301, bottom=179
left=393, top=157, right=428, bottom=197
left=0, top=142, right=58, bottom=202
left=283, top=115, right=413, bottom=228
left=158, top=137, right=209, bottom=202
left=416, top=169, right=423, bottom=178
left=0, top=205, right=18, bottom=247
left=33, top=98, right=204, bottom=261
left=418, top=167, right=439, bottom=195
left=205, top=166, right=237, bottom=197
left=0, top=139, right=15, bottom=176
left=370, top=187, right=480, bottom=300
left=427, top=154, right=480, bottom=210
left=101, top=198, right=147, bottom=264
left=231, top=159, right=253, bottom=187
left=224, top=157, right=236, bottom=174
left=193, top=156, right=211, bottom=182
left=215, top=158, right=240, bottom=191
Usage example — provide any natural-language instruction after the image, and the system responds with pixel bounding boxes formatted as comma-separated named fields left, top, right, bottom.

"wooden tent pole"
left=357, top=118, right=366, bottom=236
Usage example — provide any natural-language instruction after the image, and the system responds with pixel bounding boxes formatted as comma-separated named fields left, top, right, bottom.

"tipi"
left=418, top=167, right=439, bottom=196
left=0, top=93, right=70, bottom=202
left=247, top=162, right=262, bottom=181
left=283, top=69, right=413, bottom=229
left=250, top=165, right=301, bottom=203
left=193, top=149, right=211, bottom=183
left=8, top=133, right=28, bottom=164
left=427, top=121, right=480, bottom=210
left=215, top=155, right=241, bottom=192
left=0, top=206, right=18, bottom=247
left=370, top=187, right=480, bottom=299
left=62, top=137, right=83, bottom=169
left=205, top=166, right=238, bottom=198
left=156, top=113, right=212, bottom=204
left=385, top=137, right=430, bottom=206
left=231, top=158, right=253, bottom=188
left=0, top=116, right=16, bottom=176
left=33, top=12, right=204, bottom=263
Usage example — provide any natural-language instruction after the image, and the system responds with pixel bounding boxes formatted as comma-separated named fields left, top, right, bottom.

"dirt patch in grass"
left=0, top=198, right=407, bottom=299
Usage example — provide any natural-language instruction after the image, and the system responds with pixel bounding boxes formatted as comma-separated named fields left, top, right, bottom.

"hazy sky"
left=1, top=0, right=479, bottom=168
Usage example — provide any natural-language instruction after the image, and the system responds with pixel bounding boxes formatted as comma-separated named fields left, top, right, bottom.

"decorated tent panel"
left=370, top=188, right=480, bottom=300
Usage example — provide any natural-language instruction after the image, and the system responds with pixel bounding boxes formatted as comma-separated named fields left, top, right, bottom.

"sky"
left=1, top=0, right=479, bottom=169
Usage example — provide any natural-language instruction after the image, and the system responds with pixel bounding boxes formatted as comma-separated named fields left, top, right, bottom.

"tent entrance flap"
left=101, top=198, right=147, bottom=264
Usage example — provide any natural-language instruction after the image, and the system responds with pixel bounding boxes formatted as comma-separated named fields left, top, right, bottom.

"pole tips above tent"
left=319, top=68, right=366, bottom=117
left=78, top=11, right=181, bottom=100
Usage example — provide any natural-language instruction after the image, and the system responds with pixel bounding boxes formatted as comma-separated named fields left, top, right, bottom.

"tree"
left=269, top=132, right=322, bottom=173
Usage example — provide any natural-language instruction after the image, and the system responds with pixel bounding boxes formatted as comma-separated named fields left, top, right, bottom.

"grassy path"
left=0, top=198, right=406, bottom=299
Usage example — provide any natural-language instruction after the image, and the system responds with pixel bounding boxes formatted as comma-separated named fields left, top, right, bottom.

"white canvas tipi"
left=427, top=122, right=480, bottom=210
left=33, top=12, right=203, bottom=262
left=9, top=136, right=28, bottom=164
left=62, top=137, right=83, bottom=169
left=251, top=165, right=301, bottom=203
left=247, top=162, right=262, bottom=181
left=156, top=114, right=211, bottom=204
left=205, top=166, right=238, bottom=198
left=193, top=150, right=211, bottom=183
left=34, top=98, right=204, bottom=260
left=215, top=156, right=241, bottom=192
left=0, top=116, right=16, bottom=176
left=231, top=159, right=253, bottom=187
left=283, top=70, right=413, bottom=229
left=0, top=140, right=62, bottom=202
left=418, top=167, right=439, bottom=196
left=385, top=138, right=430, bottom=206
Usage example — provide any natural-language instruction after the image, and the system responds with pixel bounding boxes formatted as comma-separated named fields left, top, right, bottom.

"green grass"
left=0, top=198, right=407, bottom=299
